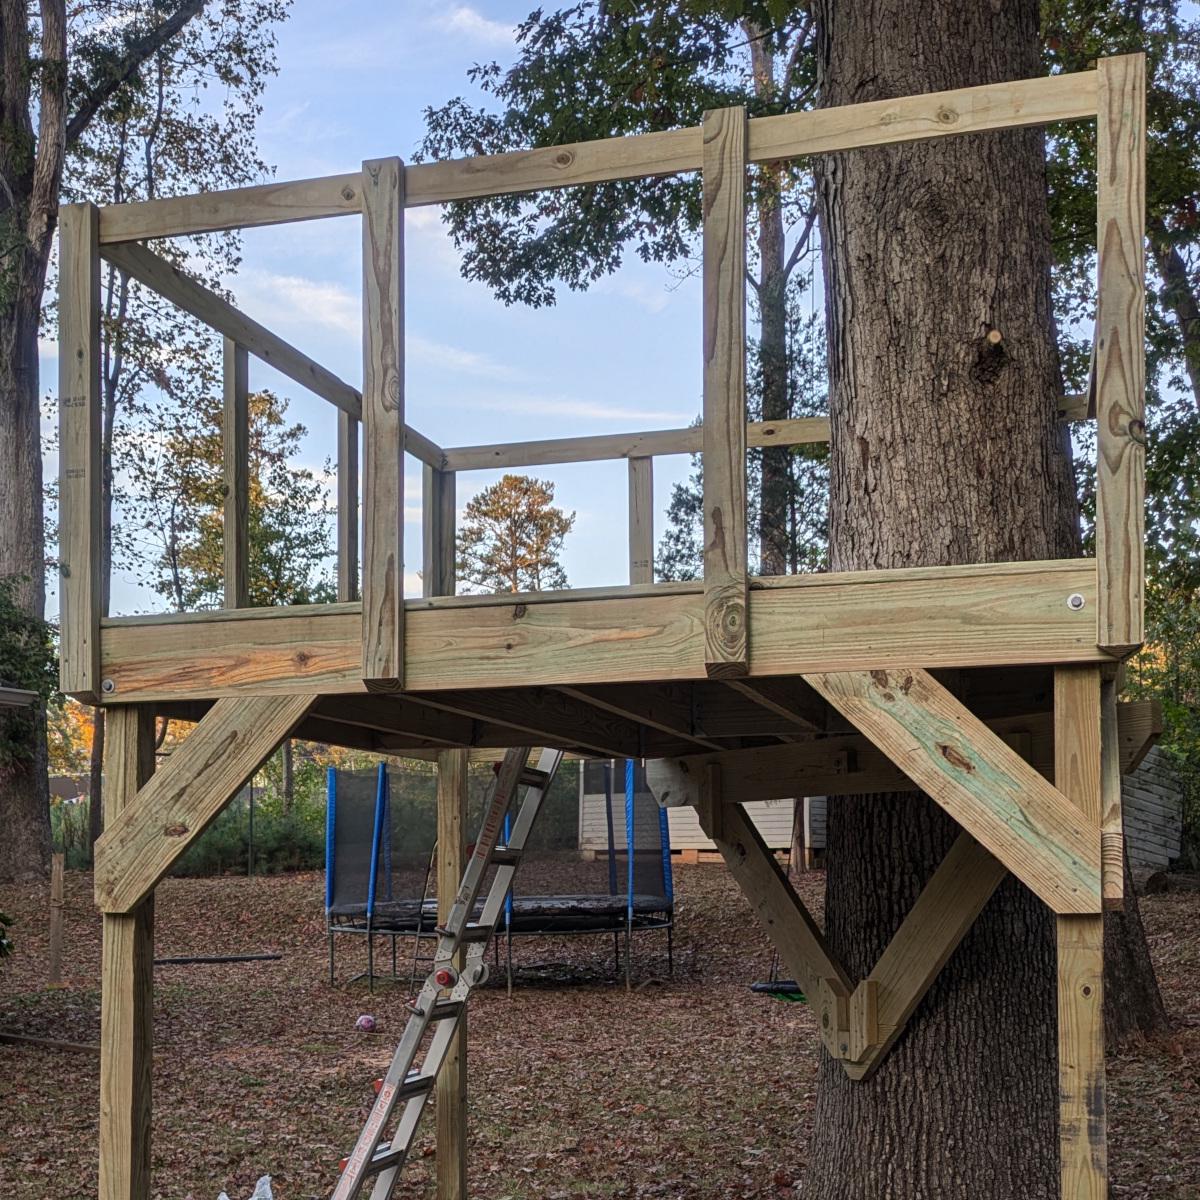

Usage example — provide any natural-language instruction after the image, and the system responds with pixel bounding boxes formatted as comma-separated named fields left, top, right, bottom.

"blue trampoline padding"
left=659, top=804, right=674, bottom=904
left=625, top=759, right=635, bottom=921
left=365, top=761, right=386, bottom=920
left=324, top=766, right=336, bottom=910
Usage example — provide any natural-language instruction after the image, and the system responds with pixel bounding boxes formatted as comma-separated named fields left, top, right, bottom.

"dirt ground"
left=0, top=863, right=1196, bottom=1200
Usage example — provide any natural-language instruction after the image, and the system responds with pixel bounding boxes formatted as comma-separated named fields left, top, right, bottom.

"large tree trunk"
left=0, top=303, right=53, bottom=883
left=806, top=2, right=1078, bottom=1195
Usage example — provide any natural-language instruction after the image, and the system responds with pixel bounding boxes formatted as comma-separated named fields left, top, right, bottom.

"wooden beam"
left=94, top=696, right=312, bottom=913
left=337, top=412, right=359, bottom=602
left=222, top=339, right=250, bottom=608
left=701, top=106, right=748, bottom=678
left=721, top=677, right=826, bottom=733
left=1100, top=677, right=1125, bottom=908
left=1054, top=666, right=1107, bottom=1199
left=102, top=241, right=361, bottom=418
left=99, top=705, right=156, bottom=1200
left=97, top=560, right=1107, bottom=700
left=95, top=71, right=1098, bottom=243
left=360, top=157, right=406, bottom=689
left=442, top=417, right=830, bottom=472
left=1095, top=54, right=1146, bottom=657
left=58, top=202, right=102, bottom=700
left=409, top=688, right=643, bottom=759
left=423, top=465, right=457, bottom=599
left=557, top=683, right=723, bottom=751
left=695, top=791, right=852, bottom=1057
left=628, top=456, right=653, bottom=585
left=845, top=833, right=1007, bottom=1080
left=436, top=748, right=468, bottom=1200
left=804, top=669, right=1101, bottom=914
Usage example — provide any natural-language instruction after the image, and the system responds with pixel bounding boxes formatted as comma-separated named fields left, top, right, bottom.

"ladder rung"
left=436, top=922, right=492, bottom=942
left=430, top=999, right=464, bottom=1022
left=489, top=846, right=521, bottom=866
left=362, top=1141, right=405, bottom=1177
left=519, top=766, right=551, bottom=787
left=391, top=1073, right=435, bottom=1102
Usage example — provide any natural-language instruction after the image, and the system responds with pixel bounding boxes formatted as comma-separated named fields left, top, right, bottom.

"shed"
left=1123, top=746, right=1184, bottom=870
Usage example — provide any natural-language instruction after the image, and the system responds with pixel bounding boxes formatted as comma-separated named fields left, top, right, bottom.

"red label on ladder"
left=332, top=1081, right=396, bottom=1200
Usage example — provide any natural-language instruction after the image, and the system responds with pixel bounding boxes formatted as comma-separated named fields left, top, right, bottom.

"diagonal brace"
left=95, top=696, right=312, bottom=913
left=803, top=669, right=1101, bottom=914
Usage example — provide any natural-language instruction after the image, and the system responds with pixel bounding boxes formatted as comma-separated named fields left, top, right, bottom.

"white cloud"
left=408, top=334, right=523, bottom=382
left=233, top=270, right=360, bottom=339
left=594, top=277, right=673, bottom=315
left=435, top=5, right=514, bottom=47
left=460, top=394, right=691, bottom=424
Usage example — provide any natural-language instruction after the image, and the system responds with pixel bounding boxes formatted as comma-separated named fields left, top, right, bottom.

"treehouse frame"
left=60, top=56, right=1146, bottom=1200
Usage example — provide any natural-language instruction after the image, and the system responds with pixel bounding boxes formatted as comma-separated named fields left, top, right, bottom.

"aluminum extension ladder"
left=331, top=746, right=563, bottom=1200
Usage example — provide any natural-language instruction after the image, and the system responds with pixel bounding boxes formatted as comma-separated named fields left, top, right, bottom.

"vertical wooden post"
left=58, top=203, right=102, bottom=699
left=701, top=106, right=748, bottom=678
left=337, top=411, right=360, bottom=603
left=422, top=463, right=456, bottom=599
left=48, top=852, right=65, bottom=987
left=361, top=157, right=405, bottom=688
left=436, top=747, right=469, bottom=1200
left=627, top=456, right=653, bottom=585
left=1100, top=676, right=1125, bottom=909
left=99, top=705, right=156, bottom=1200
left=1054, top=666, right=1106, bottom=1200
left=1095, top=54, right=1146, bottom=657
left=222, top=338, right=250, bottom=609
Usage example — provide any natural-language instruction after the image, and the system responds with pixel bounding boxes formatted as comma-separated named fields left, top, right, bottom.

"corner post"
left=701, top=106, right=748, bottom=678
left=1054, top=666, right=1107, bottom=1199
left=222, top=338, right=250, bottom=608
left=99, top=704, right=156, bottom=1200
left=1095, top=54, right=1146, bottom=656
left=436, top=747, right=469, bottom=1200
left=361, top=157, right=405, bottom=687
left=58, top=202, right=102, bottom=699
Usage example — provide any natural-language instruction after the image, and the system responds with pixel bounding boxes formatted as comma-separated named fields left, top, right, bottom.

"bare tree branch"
left=64, top=0, right=205, bottom=149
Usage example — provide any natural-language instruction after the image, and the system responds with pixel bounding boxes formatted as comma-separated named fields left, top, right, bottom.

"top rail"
left=97, top=71, right=1098, bottom=244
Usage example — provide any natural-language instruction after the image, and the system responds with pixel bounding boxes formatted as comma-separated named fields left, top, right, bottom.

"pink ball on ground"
left=355, top=1014, right=376, bottom=1032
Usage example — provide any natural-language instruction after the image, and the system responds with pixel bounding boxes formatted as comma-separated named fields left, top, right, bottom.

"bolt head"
left=1066, top=593, right=1086, bottom=611
left=101, top=678, right=116, bottom=694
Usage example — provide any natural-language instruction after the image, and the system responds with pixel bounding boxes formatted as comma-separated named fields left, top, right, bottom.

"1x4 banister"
left=222, top=338, right=250, bottom=609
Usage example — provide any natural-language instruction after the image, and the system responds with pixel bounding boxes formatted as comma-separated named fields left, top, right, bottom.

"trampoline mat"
left=328, top=893, right=671, bottom=933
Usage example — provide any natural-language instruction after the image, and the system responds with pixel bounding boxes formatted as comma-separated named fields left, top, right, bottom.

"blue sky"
left=52, top=1, right=713, bottom=617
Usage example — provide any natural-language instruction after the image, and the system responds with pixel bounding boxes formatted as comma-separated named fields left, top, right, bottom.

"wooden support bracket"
left=803, top=669, right=1101, bottom=914
left=94, top=696, right=313, bottom=912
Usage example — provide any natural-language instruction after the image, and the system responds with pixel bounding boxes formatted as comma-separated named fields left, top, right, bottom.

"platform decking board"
left=97, top=561, right=1107, bottom=701
left=1095, top=55, right=1146, bottom=657
left=96, top=73, right=1097, bottom=243
left=360, top=157, right=406, bottom=689
left=701, top=106, right=748, bottom=678
left=804, top=669, right=1101, bottom=914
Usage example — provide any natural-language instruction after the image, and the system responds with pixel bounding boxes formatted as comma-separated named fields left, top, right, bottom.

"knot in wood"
left=163, top=822, right=189, bottom=838
left=512, top=604, right=527, bottom=620
left=553, top=150, right=575, bottom=169
left=341, top=185, right=357, bottom=201
left=938, top=743, right=974, bottom=773
left=935, top=106, right=958, bottom=125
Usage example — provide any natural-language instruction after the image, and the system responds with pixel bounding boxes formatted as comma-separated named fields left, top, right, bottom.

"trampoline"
left=324, top=758, right=674, bottom=989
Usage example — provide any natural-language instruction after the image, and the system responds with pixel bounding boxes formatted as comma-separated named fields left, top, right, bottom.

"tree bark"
left=807, top=2, right=1078, bottom=1195
left=1104, top=846, right=1169, bottom=1045
left=1148, top=214, right=1200, bottom=409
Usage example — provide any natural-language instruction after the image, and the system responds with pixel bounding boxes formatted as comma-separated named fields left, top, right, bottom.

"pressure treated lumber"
left=441, top=417, right=830, bottom=472
left=58, top=203, right=102, bottom=699
left=804, top=669, right=1101, bottom=914
left=628, top=456, right=654, bottom=585
left=557, top=683, right=723, bottom=751
left=436, top=748, right=468, bottom=1200
left=337, top=412, right=359, bottom=602
left=360, top=157, right=406, bottom=689
left=1095, top=54, right=1146, bottom=657
left=845, top=833, right=1008, bottom=1080
left=48, top=853, right=65, bottom=987
left=647, top=701, right=1155, bottom=806
left=222, top=339, right=250, bottom=608
left=701, top=106, right=749, bottom=678
left=1054, top=667, right=1107, bottom=1199
left=99, top=705, right=156, bottom=1200
left=95, top=72, right=1098, bottom=243
left=94, top=697, right=312, bottom=913
left=96, top=560, right=1105, bottom=700
left=1100, top=678, right=1125, bottom=908
left=695, top=793, right=852, bottom=1058
left=99, top=240, right=442, bottom=470
left=423, top=465, right=457, bottom=599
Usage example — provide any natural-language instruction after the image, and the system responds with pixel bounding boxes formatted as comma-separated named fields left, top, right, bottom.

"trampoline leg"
left=667, top=925, right=674, bottom=978
left=613, top=930, right=620, bottom=980
left=368, top=928, right=375, bottom=994
left=328, top=931, right=335, bottom=986
left=391, top=933, right=397, bottom=979
left=625, top=920, right=632, bottom=993
left=506, top=926, right=513, bottom=999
